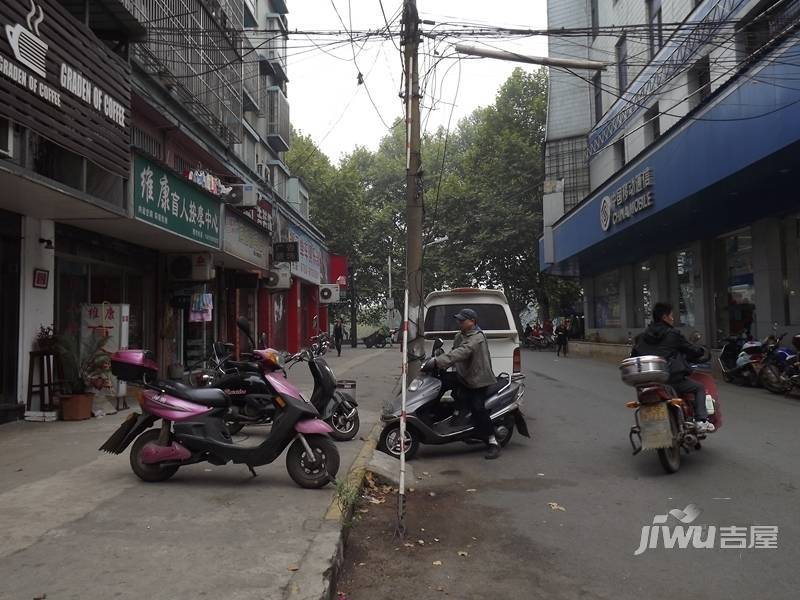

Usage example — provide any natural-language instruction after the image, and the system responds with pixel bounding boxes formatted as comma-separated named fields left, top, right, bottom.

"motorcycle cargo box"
left=111, top=350, right=159, bottom=382
left=620, top=355, right=669, bottom=386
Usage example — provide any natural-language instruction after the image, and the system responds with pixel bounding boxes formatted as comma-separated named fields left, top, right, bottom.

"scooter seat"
left=158, top=381, right=229, bottom=408
left=486, top=376, right=510, bottom=398
left=226, top=360, right=261, bottom=373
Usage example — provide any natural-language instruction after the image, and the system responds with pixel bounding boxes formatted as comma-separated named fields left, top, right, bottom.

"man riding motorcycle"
left=422, top=308, right=502, bottom=459
left=631, top=302, right=715, bottom=433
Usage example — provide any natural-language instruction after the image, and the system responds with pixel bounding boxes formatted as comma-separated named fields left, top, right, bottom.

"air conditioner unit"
left=168, top=253, right=215, bottom=281
left=263, top=268, right=291, bottom=289
left=0, top=119, right=12, bottom=159
left=319, top=284, right=340, bottom=304
left=238, top=183, right=258, bottom=207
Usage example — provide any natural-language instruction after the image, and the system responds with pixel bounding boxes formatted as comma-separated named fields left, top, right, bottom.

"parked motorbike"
left=779, top=334, right=800, bottom=394
left=378, top=338, right=529, bottom=460
left=717, top=330, right=763, bottom=386
left=363, top=327, right=395, bottom=349
left=757, top=331, right=797, bottom=394
left=99, top=347, right=340, bottom=489
left=284, top=349, right=360, bottom=441
left=524, top=332, right=554, bottom=350
left=310, top=332, right=331, bottom=356
left=622, top=352, right=722, bottom=474
left=199, top=321, right=360, bottom=440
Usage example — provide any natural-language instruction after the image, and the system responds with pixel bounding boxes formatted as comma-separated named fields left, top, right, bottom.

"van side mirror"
left=433, top=338, right=444, bottom=356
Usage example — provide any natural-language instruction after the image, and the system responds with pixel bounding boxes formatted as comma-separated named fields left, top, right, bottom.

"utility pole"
left=402, top=0, right=424, bottom=379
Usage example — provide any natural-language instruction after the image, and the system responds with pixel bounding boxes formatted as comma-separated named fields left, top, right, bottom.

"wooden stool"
left=27, top=351, right=61, bottom=412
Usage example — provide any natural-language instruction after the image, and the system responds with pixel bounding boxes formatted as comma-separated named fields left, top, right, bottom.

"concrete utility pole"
left=402, top=0, right=425, bottom=380
left=454, top=43, right=610, bottom=71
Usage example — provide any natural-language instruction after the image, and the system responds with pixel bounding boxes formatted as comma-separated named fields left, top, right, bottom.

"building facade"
left=0, top=0, right=331, bottom=421
left=542, top=0, right=800, bottom=345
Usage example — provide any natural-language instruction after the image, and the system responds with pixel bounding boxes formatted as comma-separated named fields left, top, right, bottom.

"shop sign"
left=244, top=195, right=274, bottom=233
left=288, top=224, right=322, bottom=284
left=274, top=241, right=299, bottom=263
left=133, top=154, right=221, bottom=249
left=600, top=167, right=655, bottom=232
left=0, top=0, right=130, bottom=176
left=224, top=210, right=268, bottom=269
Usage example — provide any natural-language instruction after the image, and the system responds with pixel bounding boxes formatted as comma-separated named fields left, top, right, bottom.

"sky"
left=286, top=1, right=549, bottom=163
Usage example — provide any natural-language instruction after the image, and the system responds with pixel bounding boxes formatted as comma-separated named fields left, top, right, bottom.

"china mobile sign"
left=634, top=504, right=778, bottom=555
left=0, top=0, right=130, bottom=176
left=599, top=167, right=655, bottom=232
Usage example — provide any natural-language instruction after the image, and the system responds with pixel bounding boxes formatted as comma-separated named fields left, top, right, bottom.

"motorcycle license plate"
left=639, top=403, right=668, bottom=423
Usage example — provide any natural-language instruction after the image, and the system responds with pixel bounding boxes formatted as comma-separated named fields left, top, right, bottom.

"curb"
left=283, top=421, right=381, bottom=600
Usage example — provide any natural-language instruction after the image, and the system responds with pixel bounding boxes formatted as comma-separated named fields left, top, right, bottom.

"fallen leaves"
left=548, top=502, right=566, bottom=512
left=458, top=551, right=469, bottom=557
left=432, top=560, right=443, bottom=566
left=287, top=565, right=299, bottom=572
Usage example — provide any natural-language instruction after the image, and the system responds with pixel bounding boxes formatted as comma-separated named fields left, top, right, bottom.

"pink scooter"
left=100, top=349, right=339, bottom=488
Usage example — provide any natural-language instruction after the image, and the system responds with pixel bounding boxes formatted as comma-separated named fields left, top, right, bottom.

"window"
left=131, top=126, right=163, bottom=160
left=616, top=36, right=628, bottom=92
left=613, top=139, right=626, bottom=171
left=674, top=250, right=696, bottom=327
left=425, top=304, right=512, bottom=332
left=644, top=104, right=661, bottom=145
left=594, top=270, right=622, bottom=328
left=634, top=261, right=654, bottom=328
left=593, top=72, right=603, bottom=124
left=688, top=55, right=711, bottom=110
left=647, top=0, right=664, bottom=59
left=591, top=0, right=599, bottom=39
left=544, top=136, right=590, bottom=211
left=738, top=0, right=798, bottom=60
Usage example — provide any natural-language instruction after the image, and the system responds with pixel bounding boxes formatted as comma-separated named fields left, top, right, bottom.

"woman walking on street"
left=333, top=318, right=344, bottom=357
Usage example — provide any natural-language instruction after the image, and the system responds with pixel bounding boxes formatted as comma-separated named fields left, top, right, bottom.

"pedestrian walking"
left=333, top=318, right=344, bottom=357
left=555, top=319, right=569, bottom=357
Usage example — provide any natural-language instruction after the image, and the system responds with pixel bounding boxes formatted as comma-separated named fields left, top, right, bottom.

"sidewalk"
left=0, top=347, right=402, bottom=600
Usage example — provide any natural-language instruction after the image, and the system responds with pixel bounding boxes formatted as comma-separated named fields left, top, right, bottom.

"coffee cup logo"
left=5, top=0, right=48, bottom=78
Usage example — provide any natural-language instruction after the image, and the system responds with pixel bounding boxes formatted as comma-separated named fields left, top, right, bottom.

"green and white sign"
left=133, top=154, right=221, bottom=248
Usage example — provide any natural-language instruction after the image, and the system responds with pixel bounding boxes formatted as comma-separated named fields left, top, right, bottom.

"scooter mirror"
left=237, top=317, right=256, bottom=348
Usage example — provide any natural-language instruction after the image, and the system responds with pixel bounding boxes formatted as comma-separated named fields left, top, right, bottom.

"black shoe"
left=485, top=443, right=501, bottom=460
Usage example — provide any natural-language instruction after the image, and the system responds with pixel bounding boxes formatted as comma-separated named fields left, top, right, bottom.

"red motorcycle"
left=622, top=353, right=722, bottom=473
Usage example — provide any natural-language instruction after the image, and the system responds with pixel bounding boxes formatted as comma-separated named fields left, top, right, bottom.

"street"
left=340, top=349, right=800, bottom=600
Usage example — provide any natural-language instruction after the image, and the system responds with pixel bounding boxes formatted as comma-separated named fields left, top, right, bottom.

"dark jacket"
left=555, top=324, right=568, bottom=342
left=632, top=321, right=704, bottom=381
left=333, top=323, right=344, bottom=341
left=434, top=327, right=497, bottom=389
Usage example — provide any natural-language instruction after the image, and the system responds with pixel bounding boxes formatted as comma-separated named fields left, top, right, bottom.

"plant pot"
left=59, top=394, right=93, bottom=421
left=37, top=339, right=56, bottom=353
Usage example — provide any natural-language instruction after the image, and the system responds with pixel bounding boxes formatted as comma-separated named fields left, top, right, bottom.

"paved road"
left=404, top=349, right=800, bottom=599
left=0, top=347, right=401, bottom=600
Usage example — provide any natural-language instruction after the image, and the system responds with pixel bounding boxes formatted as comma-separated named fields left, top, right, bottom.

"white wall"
left=17, top=217, right=56, bottom=410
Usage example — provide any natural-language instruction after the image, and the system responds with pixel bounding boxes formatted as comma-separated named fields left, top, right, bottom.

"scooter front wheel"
left=378, top=424, right=420, bottom=460
left=286, top=435, right=340, bottom=489
left=129, top=429, right=180, bottom=483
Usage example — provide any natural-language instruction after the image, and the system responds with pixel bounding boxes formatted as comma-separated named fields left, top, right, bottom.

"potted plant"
left=35, top=324, right=56, bottom=352
left=54, top=331, right=111, bottom=421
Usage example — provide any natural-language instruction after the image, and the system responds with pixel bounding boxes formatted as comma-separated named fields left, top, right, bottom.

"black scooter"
left=378, top=339, right=530, bottom=460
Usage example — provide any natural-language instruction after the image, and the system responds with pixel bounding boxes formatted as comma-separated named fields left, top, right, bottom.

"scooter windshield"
left=266, top=372, right=304, bottom=401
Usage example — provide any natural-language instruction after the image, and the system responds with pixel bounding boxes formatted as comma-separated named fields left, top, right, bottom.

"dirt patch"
left=335, top=474, right=588, bottom=600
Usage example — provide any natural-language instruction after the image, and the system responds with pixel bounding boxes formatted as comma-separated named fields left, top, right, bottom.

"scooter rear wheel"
left=129, top=429, right=180, bottom=483
left=286, top=435, right=340, bottom=489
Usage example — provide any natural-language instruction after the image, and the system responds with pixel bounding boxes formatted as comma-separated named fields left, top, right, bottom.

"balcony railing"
left=243, top=37, right=260, bottom=112
left=266, top=17, right=288, bottom=81
left=266, top=87, right=290, bottom=153
left=131, top=0, right=243, bottom=145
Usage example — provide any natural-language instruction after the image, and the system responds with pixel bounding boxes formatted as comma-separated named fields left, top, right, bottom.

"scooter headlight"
left=408, top=377, right=424, bottom=392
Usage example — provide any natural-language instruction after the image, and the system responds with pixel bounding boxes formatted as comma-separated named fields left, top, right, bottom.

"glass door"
left=0, top=213, right=20, bottom=407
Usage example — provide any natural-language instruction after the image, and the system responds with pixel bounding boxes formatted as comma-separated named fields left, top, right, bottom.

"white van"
left=423, top=288, right=521, bottom=376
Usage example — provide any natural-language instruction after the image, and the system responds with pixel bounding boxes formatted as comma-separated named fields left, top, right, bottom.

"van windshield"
left=425, top=303, right=511, bottom=332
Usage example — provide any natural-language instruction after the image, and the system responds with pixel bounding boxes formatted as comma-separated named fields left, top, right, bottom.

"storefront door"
left=0, top=211, right=20, bottom=408
left=713, top=229, right=756, bottom=338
